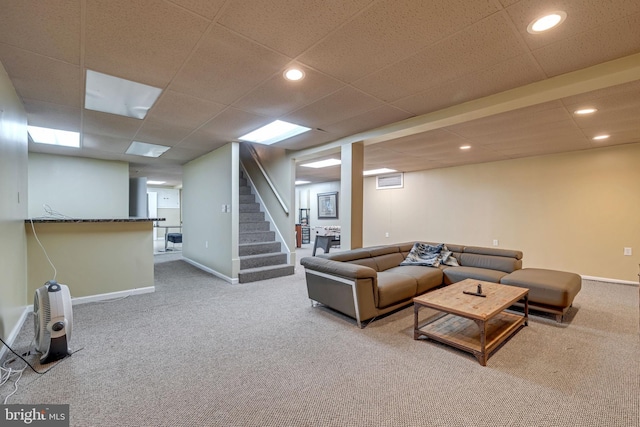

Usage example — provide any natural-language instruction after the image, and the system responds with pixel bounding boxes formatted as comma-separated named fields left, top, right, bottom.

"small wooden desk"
left=414, top=279, right=528, bottom=366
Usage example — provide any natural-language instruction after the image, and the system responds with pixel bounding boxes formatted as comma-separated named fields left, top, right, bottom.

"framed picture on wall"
left=317, top=191, right=338, bottom=219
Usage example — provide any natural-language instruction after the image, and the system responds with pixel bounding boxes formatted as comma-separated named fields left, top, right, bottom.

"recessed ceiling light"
left=300, top=159, right=342, bottom=168
left=527, top=11, right=567, bottom=34
left=460, top=145, right=471, bottom=150
left=574, top=108, right=598, bottom=115
left=284, top=68, right=305, bottom=81
left=295, top=180, right=311, bottom=185
left=592, top=134, right=610, bottom=141
left=126, top=141, right=170, bottom=158
left=363, top=168, right=397, bottom=176
left=147, top=180, right=166, bottom=185
left=239, top=120, right=311, bottom=145
left=27, top=125, right=80, bottom=148
left=85, top=70, right=163, bottom=119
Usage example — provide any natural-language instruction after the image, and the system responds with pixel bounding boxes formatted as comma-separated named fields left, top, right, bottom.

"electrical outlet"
left=205, top=241, right=208, bottom=249
left=385, top=232, right=389, bottom=238
left=493, top=239, right=499, bottom=246
left=221, top=204, right=226, bottom=212
left=623, top=247, right=632, bottom=256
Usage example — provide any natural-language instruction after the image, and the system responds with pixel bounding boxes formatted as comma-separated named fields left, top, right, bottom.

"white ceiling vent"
left=376, top=173, right=403, bottom=190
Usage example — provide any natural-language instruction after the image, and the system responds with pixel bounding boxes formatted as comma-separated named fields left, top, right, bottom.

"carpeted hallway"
left=3, top=248, right=639, bottom=426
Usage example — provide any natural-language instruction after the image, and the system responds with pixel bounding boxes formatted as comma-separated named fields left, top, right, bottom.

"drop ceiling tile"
left=0, top=44, right=81, bottom=107
left=218, top=0, right=373, bottom=57
left=505, top=0, right=640, bottom=51
left=178, top=129, right=228, bottom=151
left=298, top=0, right=500, bottom=82
left=146, top=90, right=226, bottom=129
left=157, top=145, right=211, bottom=163
left=167, top=0, right=227, bottom=20
left=170, top=25, right=291, bottom=104
left=135, top=120, right=192, bottom=147
left=197, top=107, right=271, bottom=141
left=85, top=0, right=210, bottom=87
left=82, top=110, right=142, bottom=139
left=532, top=12, right=640, bottom=77
left=284, top=86, right=385, bottom=128
left=0, top=0, right=80, bottom=64
left=323, top=105, right=414, bottom=136
left=232, top=65, right=344, bottom=117
left=81, top=133, right=132, bottom=153
left=23, top=99, right=81, bottom=131
left=392, top=53, right=545, bottom=115
left=353, top=12, right=528, bottom=102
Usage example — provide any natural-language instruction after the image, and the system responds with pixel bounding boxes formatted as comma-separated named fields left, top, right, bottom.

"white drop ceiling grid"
left=0, top=0, right=638, bottom=185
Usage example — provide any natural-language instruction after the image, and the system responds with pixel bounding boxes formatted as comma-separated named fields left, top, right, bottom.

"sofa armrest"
left=300, top=257, right=377, bottom=280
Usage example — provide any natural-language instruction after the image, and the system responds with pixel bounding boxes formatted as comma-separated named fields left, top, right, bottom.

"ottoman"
left=500, top=268, right=582, bottom=322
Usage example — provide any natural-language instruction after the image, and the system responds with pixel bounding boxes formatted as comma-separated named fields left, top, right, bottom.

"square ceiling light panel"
left=85, top=70, right=163, bottom=119
left=126, top=141, right=171, bottom=158
left=27, top=125, right=80, bottom=148
left=239, top=120, right=311, bottom=145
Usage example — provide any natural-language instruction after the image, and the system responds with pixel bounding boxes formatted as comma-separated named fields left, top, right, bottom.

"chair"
left=167, top=233, right=182, bottom=251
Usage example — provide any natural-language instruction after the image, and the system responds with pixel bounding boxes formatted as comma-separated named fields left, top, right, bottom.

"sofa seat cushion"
left=500, top=268, right=582, bottom=308
left=444, top=266, right=507, bottom=284
left=376, top=271, right=417, bottom=308
left=386, top=266, right=443, bottom=294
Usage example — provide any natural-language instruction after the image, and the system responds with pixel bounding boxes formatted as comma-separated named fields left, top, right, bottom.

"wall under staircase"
left=238, top=171, right=294, bottom=283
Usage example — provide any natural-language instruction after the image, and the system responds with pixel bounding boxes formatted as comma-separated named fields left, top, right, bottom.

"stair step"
left=240, top=212, right=265, bottom=222
left=239, top=221, right=270, bottom=232
left=239, top=202, right=260, bottom=213
left=239, top=241, right=281, bottom=256
left=238, top=264, right=295, bottom=283
left=239, top=230, right=275, bottom=244
left=240, top=253, right=287, bottom=270
left=239, top=194, right=255, bottom=203
left=240, top=186, right=252, bottom=195
left=240, top=177, right=247, bottom=187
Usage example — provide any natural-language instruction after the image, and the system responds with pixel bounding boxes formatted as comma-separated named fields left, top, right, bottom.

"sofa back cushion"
left=459, top=253, right=522, bottom=273
left=349, top=257, right=379, bottom=270
left=325, top=249, right=371, bottom=262
left=463, top=246, right=523, bottom=260
left=374, top=253, right=405, bottom=271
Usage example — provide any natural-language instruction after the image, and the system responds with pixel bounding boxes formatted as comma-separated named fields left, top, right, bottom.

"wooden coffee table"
left=413, top=279, right=528, bottom=366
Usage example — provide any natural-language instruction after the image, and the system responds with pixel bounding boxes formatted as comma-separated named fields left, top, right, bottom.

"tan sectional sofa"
left=300, top=242, right=581, bottom=327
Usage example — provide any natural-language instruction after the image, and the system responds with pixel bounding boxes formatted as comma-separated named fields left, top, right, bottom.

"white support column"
left=340, top=142, right=364, bottom=250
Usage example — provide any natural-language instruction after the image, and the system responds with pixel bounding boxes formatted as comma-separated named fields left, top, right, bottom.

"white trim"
left=581, top=275, right=638, bottom=286
left=70, top=286, right=155, bottom=306
left=183, top=257, right=238, bottom=284
left=0, top=306, right=31, bottom=362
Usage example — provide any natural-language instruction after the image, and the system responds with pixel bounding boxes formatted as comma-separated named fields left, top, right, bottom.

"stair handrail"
left=246, top=144, right=289, bottom=215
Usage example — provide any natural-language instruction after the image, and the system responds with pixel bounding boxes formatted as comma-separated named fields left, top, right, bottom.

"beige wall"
left=364, top=143, right=640, bottom=282
left=183, top=143, right=239, bottom=281
left=26, top=222, right=154, bottom=298
left=0, top=61, right=28, bottom=340
left=28, top=153, right=129, bottom=219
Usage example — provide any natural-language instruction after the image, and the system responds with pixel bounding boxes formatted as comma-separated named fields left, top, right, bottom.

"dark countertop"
left=25, top=218, right=165, bottom=223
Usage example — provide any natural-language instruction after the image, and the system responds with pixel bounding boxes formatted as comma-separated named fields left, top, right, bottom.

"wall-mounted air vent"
left=376, top=173, right=403, bottom=190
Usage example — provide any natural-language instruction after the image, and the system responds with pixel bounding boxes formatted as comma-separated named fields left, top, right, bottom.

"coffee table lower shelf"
left=414, top=311, right=526, bottom=366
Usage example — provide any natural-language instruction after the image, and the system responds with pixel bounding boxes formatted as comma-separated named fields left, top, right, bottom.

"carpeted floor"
left=3, top=249, right=639, bottom=426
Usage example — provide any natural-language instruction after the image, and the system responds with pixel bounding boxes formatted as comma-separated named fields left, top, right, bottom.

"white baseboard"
left=70, top=286, right=156, bottom=305
left=581, top=275, right=638, bottom=286
left=183, top=257, right=238, bottom=284
left=0, top=306, right=31, bottom=362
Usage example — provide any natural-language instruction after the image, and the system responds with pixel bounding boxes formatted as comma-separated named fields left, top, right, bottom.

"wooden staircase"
left=238, top=171, right=294, bottom=283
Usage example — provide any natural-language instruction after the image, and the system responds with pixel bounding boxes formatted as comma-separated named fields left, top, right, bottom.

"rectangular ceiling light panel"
left=126, top=141, right=170, bottom=158
left=300, top=159, right=341, bottom=168
left=239, top=120, right=311, bottom=145
left=27, top=125, right=80, bottom=148
left=85, top=70, right=163, bottom=119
